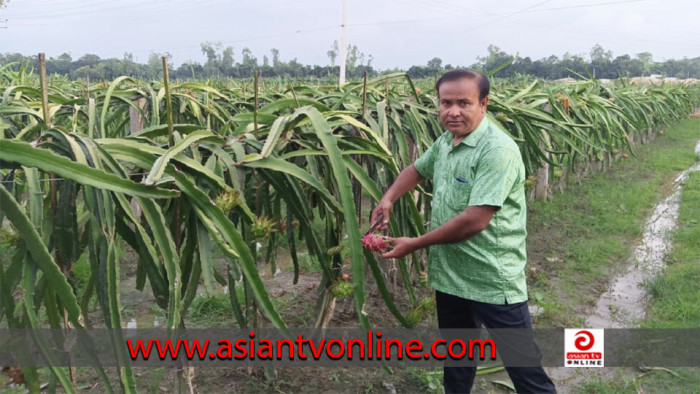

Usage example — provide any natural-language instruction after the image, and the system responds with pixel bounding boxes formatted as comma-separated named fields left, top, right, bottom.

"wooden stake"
left=361, top=71, right=368, bottom=119
left=162, top=57, right=175, bottom=147
left=38, top=53, right=50, bottom=128
left=290, top=86, right=301, bottom=108
left=254, top=70, right=259, bottom=138
left=385, top=76, right=390, bottom=109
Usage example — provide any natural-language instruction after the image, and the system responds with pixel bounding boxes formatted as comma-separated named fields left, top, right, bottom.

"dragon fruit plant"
left=362, top=232, right=393, bottom=252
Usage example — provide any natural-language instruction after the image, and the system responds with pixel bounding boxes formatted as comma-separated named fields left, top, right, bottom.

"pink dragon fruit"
left=362, top=233, right=393, bottom=252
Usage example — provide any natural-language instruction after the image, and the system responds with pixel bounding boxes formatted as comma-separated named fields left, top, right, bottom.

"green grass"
left=526, top=118, right=700, bottom=327
left=570, top=130, right=700, bottom=393
left=644, top=171, right=700, bottom=328
left=594, top=171, right=700, bottom=394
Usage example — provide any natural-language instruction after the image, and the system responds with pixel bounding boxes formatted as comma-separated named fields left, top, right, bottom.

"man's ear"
left=480, top=96, right=490, bottom=111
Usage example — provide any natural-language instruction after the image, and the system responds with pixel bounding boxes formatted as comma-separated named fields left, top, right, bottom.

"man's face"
left=438, top=77, right=488, bottom=138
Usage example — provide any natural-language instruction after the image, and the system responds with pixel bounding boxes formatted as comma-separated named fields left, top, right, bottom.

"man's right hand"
left=369, top=164, right=425, bottom=233
left=370, top=198, right=392, bottom=232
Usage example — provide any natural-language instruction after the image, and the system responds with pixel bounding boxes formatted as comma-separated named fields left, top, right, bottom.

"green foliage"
left=0, top=64, right=698, bottom=392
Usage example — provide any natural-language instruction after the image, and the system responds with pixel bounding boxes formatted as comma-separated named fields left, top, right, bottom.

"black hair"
left=435, top=69, right=490, bottom=101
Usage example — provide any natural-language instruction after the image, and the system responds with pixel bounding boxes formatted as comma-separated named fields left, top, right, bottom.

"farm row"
left=1, top=61, right=698, bottom=392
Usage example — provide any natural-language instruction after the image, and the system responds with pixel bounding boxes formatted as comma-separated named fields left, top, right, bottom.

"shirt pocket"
left=447, top=174, right=473, bottom=211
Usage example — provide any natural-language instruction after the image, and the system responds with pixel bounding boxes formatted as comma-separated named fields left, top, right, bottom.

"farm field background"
left=1, top=58, right=699, bottom=393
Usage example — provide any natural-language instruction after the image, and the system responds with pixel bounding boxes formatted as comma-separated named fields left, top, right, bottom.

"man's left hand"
left=381, top=237, right=419, bottom=259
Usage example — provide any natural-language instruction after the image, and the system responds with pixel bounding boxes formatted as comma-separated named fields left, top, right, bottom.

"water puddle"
left=547, top=141, right=700, bottom=389
left=588, top=141, right=700, bottom=328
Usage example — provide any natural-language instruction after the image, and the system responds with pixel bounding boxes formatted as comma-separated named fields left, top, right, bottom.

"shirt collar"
left=447, top=116, right=489, bottom=148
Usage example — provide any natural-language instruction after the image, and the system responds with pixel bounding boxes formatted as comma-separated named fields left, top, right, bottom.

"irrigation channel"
left=546, top=140, right=700, bottom=390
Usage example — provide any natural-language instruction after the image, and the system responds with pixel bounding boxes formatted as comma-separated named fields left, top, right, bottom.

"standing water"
left=547, top=141, right=700, bottom=389
left=587, top=141, right=700, bottom=328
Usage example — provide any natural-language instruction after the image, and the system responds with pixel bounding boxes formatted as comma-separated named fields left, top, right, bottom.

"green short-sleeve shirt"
left=413, top=117, right=528, bottom=304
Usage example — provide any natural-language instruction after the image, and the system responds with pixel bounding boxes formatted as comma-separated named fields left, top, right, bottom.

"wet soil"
left=545, top=141, right=700, bottom=392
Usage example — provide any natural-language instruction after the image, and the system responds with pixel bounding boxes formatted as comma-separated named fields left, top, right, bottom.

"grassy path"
left=576, top=159, right=700, bottom=393
left=526, top=118, right=700, bottom=329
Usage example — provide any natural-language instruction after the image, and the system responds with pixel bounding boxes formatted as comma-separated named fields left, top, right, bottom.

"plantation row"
left=0, top=60, right=698, bottom=392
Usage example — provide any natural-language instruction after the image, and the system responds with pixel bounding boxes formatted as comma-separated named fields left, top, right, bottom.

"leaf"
left=300, top=106, right=369, bottom=328
left=0, top=140, right=179, bottom=199
left=0, top=185, right=81, bottom=323
left=492, top=380, right=516, bottom=392
left=99, top=75, right=133, bottom=138
left=242, top=157, right=343, bottom=213
left=144, top=129, right=223, bottom=185
left=638, top=366, right=680, bottom=377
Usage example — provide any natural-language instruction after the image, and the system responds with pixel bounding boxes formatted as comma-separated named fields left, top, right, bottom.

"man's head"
left=435, top=70, right=490, bottom=138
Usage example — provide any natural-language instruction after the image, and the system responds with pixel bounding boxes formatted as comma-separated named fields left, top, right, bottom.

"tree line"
left=1, top=43, right=698, bottom=82
left=410, top=44, right=700, bottom=80
left=0, top=41, right=375, bottom=82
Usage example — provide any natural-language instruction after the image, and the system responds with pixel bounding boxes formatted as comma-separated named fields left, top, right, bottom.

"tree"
left=271, top=48, right=281, bottom=67
left=327, top=40, right=339, bottom=67
left=72, top=66, right=98, bottom=80
left=201, top=41, right=221, bottom=77
left=589, top=44, right=613, bottom=78
left=120, top=52, right=141, bottom=77
left=174, top=60, right=203, bottom=79
left=147, top=52, right=172, bottom=79
left=74, top=54, right=101, bottom=69
left=560, top=52, right=587, bottom=78
left=475, top=45, right=515, bottom=77
left=238, top=47, right=258, bottom=77
left=589, top=44, right=612, bottom=62
left=221, top=46, right=234, bottom=76
left=636, top=52, right=654, bottom=76
left=345, top=44, right=370, bottom=77
left=427, top=57, right=443, bottom=69
left=48, top=53, right=72, bottom=75
left=241, top=48, right=256, bottom=66
left=612, top=54, right=643, bottom=77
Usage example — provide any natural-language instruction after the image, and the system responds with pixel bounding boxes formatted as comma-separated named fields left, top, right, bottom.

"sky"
left=1, top=0, right=699, bottom=70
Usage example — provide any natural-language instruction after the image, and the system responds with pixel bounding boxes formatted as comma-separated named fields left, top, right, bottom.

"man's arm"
left=370, top=164, right=424, bottom=231
left=381, top=205, right=497, bottom=259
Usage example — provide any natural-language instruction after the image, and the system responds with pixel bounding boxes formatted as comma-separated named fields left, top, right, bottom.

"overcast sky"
left=1, top=0, right=699, bottom=69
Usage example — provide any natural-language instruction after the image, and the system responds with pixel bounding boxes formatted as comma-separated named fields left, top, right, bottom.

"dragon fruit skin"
left=362, top=233, right=392, bottom=252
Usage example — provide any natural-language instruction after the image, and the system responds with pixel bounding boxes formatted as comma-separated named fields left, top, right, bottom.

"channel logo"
left=565, top=329, right=604, bottom=367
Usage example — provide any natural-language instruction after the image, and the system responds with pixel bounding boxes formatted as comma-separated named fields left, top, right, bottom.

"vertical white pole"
left=339, top=0, right=347, bottom=86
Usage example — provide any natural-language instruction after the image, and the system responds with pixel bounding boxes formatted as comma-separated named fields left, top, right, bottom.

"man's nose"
left=448, top=105, right=461, bottom=117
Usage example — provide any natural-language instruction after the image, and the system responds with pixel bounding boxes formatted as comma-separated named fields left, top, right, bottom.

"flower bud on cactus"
left=524, top=175, right=537, bottom=190
left=362, top=233, right=392, bottom=252
left=214, top=190, right=242, bottom=213
left=330, top=281, right=355, bottom=298
left=251, top=216, right=277, bottom=239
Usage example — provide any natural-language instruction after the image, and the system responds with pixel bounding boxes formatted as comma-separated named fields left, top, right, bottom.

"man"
left=370, top=69, right=555, bottom=393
